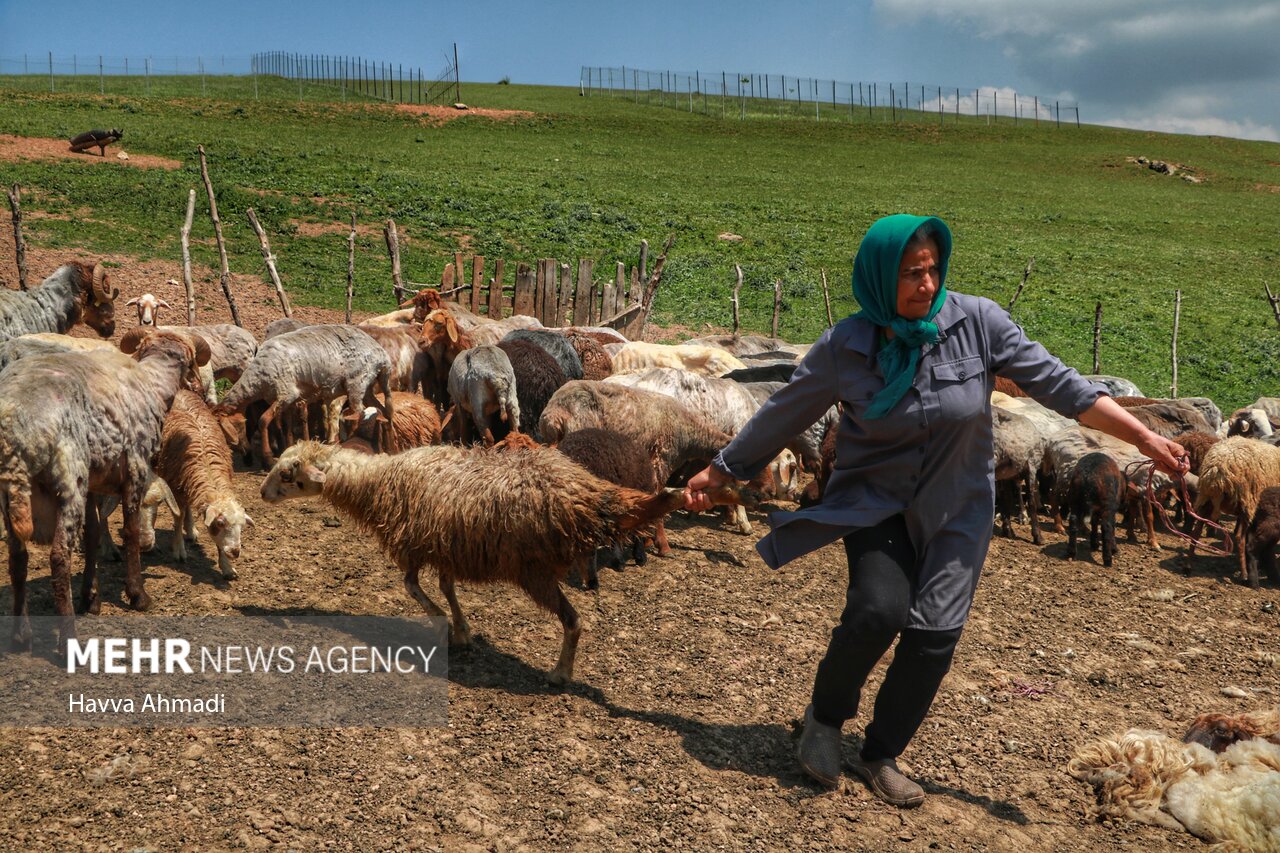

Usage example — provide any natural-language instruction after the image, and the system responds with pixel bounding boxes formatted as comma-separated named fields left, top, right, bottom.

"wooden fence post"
left=820, top=268, right=833, bottom=327
left=441, top=261, right=455, bottom=290
left=197, top=145, right=241, bottom=327
left=346, top=213, right=357, bottom=324
left=637, top=234, right=675, bottom=337
left=772, top=279, right=782, bottom=340
left=245, top=208, right=293, bottom=317
left=1092, top=301, right=1102, bottom=374
left=1265, top=283, right=1280, bottom=328
left=558, top=263, right=573, bottom=324
left=488, top=258, right=505, bottom=319
left=512, top=262, right=535, bottom=316
left=470, top=256, right=484, bottom=315
left=1007, top=257, right=1035, bottom=312
left=731, top=264, right=743, bottom=336
left=6, top=183, right=27, bottom=290
left=573, top=259, right=593, bottom=325
left=384, top=220, right=404, bottom=304
left=180, top=188, right=196, bottom=324
left=453, top=253, right=465, bottom=302
left=1171, top=289, right=1181, bottom=397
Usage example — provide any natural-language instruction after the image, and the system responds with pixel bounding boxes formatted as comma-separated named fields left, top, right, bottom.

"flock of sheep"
left=0, top=260, right=1276, bottom=688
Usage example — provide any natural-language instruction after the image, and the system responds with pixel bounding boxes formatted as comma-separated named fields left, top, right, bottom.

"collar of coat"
left=842, top=292, right=969, bottom=364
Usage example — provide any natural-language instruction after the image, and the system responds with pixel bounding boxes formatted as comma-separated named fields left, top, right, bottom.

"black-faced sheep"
left=156, top=390, right=253, bottom=580
left=259, top=440, right=745, bottom=684
left=556, top=428, right=659, bottom=589
left=497, top=338, right=567, bottom=437
left=215, top=324, right=395, bottom=468
left=1065, top=451, right=1124, bottom=567
left=0, top=329, right=209, bottom=646
left=501, top=329, right=584, bottom=381
left=0, top=262, right=118, bottom=344
left=445, top=345, right=520, bottom=446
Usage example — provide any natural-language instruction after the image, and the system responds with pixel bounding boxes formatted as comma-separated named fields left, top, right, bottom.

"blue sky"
left=2, top=0, right=1277, bottom=142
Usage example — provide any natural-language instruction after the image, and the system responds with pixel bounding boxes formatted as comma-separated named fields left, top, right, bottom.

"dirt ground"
left=0, top=135, right=182, bottom=170
left=0, top=253, right=1277, bottom=852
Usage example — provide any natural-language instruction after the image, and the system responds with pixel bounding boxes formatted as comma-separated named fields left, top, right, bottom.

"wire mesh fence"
left=0, top=50, right=460, bottom=105
left=581, top=66, right=1081, bottom=128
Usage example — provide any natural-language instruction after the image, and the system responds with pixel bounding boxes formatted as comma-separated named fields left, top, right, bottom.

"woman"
left=684, top=214, right=1187, bottom=807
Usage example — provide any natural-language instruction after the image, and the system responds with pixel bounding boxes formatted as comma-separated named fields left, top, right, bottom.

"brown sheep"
left=343, top=392, right=442, bottom=453
left=418, top=308, right=473, bottom=408
left=564, top=332, right=614, bottom=381
left=1245, top=487, right=1280, bottom=587
left=260, top=441, right=746, bottom=684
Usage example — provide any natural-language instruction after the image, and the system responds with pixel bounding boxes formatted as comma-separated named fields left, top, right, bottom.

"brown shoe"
left=847, top=755, right=925, bottom=807
left=796, top=704, right=842, bottom=789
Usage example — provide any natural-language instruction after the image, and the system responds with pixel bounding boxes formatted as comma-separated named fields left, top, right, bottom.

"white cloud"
left=871, top=0, right=1280, bottom=141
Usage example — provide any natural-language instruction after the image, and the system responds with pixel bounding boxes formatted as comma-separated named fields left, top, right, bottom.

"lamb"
left=563, top=332, right=613, bottom=380
left=343, top=392, right=443, bottom=454
left=1191, top=437, right=1280, bottom=588
left=611, top=341, right=748, bottom=377
left=155, top=390, right=253, bottom=579
left=501, top=329, right=584, bottom=380
left=556, top=428, right=658, bottom=588
left=445, top=345, right=520, bottom=446
left=259, top=440, right=745, bottom=684
left=126, top=292, right=171, bottom=326
left=1185, top=708, right=1280, bottom=753
left=418, top=308, right=474, bottom=407
left=0, top=262, right=118, bottom=344
left=993, top=406, right=1047, bottom=545
left=0, top=328, right=209, bottom=646
left=1068, top=728, right=1280, bottom=848
left=538, top=380, right=737, bottom=553
left=497, top=338, right=567, bottom=436
left=1245, top=488, right=1280, bottom=588
left=215, top=324, right=395, bottom=468
left=1064, top=452, right=1124, bottom=567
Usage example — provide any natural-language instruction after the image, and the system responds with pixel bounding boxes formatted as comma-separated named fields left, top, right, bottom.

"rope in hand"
left=1123, top=458, right=1234, bottom=556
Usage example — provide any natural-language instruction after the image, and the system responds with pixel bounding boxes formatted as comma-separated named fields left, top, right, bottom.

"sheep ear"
left=203, top=506, right=226, bottom=530
left=447, top=318, right=458, bottom=344
left=157, top=298, right=172, bottom=309
left=244, top=514, right=255, bottom=529
left=125, top=296, right=140, bottom=306
left=398, top=298, right=415, bottom=309
left=301, top=464, right=327, bottom=483
left=119, top=326, right=149, bottom=354
left=189, top=333, right=212, bottom=367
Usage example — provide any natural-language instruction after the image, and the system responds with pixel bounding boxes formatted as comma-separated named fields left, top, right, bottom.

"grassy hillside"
left=0, top=78, right=1277, bottom=408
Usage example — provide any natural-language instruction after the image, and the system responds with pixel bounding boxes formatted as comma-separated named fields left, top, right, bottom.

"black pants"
left=810, top=514, right=963, bottom=762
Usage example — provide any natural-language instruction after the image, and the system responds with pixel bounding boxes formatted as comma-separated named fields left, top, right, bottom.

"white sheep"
left=446, top=345, right=520, bottom=446
left=610, top=341, right=748, bottom=377
left=126, top=292, right=171, bottom=326
left=1191, top=436, right=1280, bottom=587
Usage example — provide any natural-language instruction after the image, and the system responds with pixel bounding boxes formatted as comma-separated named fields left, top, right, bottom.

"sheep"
left=611, top=341, right=748, bottom=377
left=215, top=324, right=395, bottom=468
left=1068, top=728, right=1280, bottom=848
left=1228, top=408, right=1280, bottom=443
left=993, top=375, right=1029, bottom=398
left=538, top=380, right=736, bottom=553
left=722, top=362, right=797, bottom=384
left=502, top=329, right=583, bottom=380
left=418, top=308, right=474, bottom=407
left=1065, top=452, right=1124, bottom=567
left=1191, top=437, right=1280, bottom=588
left=557, top=428, right=658, bottom=589
left=158, top=323, right=258, bottom=383
left=467, top=314, right=544, bottom=347
left=1124, top=401, right=1214, bottom=438
left=1185, top=708, right=1280, bottom=753
left=0, top=262, right=118, bottom=344
left=259, top=440, right=746, bottom=684
left=1082, top=374, right=1144, bottom=397
left=993, top=406, right=1047, bottom=545
left=799, top=417, right=839, bottom=508
left=343, top=392, right=443, bottom=454
left=564, top=332, right=613, bottom=380
left=497, top=338, right=567, bottom=437
left=444, top=345, right=520, bottom=446
left=360, top=307, right=417, bottom=328
left=1245, top=488, right=1280, bottom=588
left=137, top=475, right=181, bottom=553
left=563, top=326, right=628, bottom=345
left=683, top=333, right=803, bottom=357
left=357, top=323, right=430, bottom=394
left=0, top=328, right=209, bottom=646
left=155, top=390, right=253, bottom=579
left=126, top=292, right=171, bottom=326
left=740, top=350, right=798, bottom=363
left=739, top=381, right=839, bottom=478
left=1174, top=432, right=1220, bottom=476
left=0, top=332, right=117, bottom=374
left=265, top=318, right=309, bottom=339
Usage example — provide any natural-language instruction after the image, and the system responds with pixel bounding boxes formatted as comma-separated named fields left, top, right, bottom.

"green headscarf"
left=851, top=214, right=952, bottom=419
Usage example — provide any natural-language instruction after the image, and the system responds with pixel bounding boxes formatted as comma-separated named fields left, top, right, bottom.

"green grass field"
left=0, top=77, right=1277, bottom=409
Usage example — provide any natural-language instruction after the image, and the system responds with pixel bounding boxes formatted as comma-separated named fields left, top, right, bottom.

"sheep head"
left=260, top=442, right=335, bottom=502
left=124, top=291, right=171, bottom=326
left=400, top=287, right=444, bottom=322
left=78, top=262, right=120, bottom=338
left=204, top=497, right=252, bottom=565
left=1184, top=710, right=1280, bottom=753
left=120, top=328, right=212, bottom=391
left=419, top=308, right=460, bottom=349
